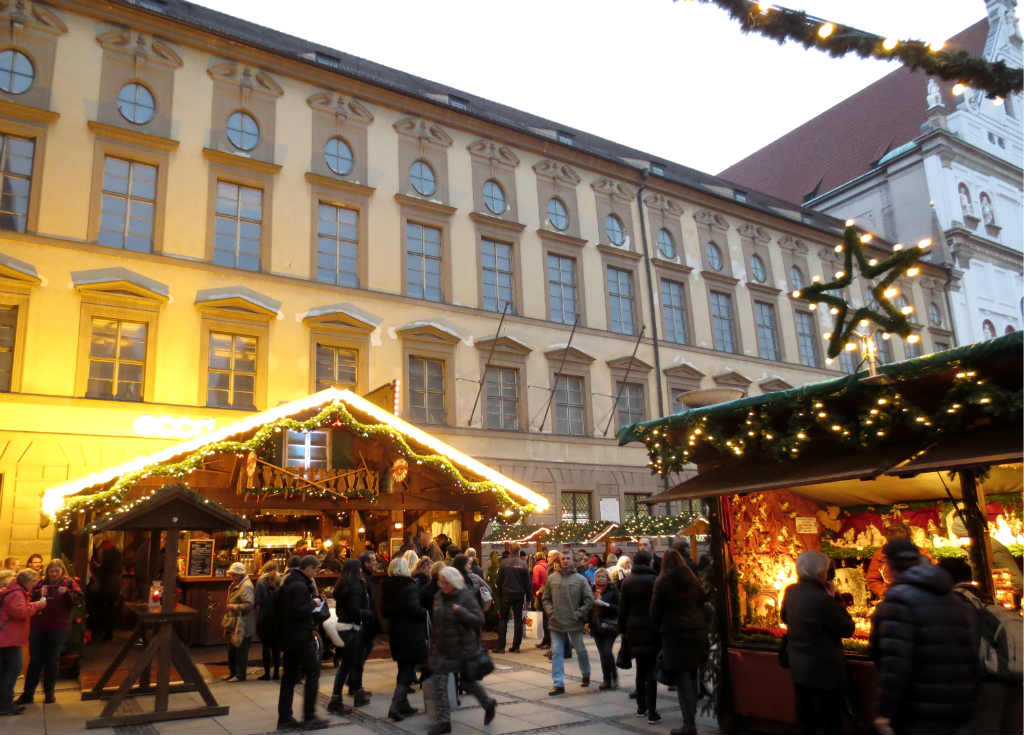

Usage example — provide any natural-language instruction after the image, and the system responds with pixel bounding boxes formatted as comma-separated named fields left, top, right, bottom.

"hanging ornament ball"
left=391, top=457, right=409, bottom=483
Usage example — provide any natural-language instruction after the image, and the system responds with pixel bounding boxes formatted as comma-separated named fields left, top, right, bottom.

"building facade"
left=0, top=0, right=952, bottom=557
left=722, top=1, right=1022, bottom=346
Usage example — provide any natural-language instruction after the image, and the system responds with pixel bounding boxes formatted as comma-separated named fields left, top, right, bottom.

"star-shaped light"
left=791, top=224, right=930, bottom=358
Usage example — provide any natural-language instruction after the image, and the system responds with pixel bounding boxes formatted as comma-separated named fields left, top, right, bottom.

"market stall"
left=618, top=332, right=1023, bottom=734
left=44, top=387, right=548, bottom=645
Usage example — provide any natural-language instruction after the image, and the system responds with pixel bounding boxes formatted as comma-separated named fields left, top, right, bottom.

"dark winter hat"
left=882, top=539, right=921, bottom=573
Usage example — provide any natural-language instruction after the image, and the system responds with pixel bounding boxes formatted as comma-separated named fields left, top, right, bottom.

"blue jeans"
left=0, top=646, right=22, bottom=711
left=24, top=629, right=68, bottom=697
left=551, top=629, right=590, bottom=687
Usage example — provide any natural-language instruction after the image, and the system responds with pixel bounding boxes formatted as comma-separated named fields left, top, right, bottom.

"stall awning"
left=887, top=429, right=1022, bottom=477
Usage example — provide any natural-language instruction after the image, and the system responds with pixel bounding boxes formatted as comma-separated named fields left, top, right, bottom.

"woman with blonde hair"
left=382, top=556, right=426, bottom=720
left=402, top=549, right=420, bottom=575
left=19, top=560, right=80, bottom=705
left=255, top=560, right=281, bottom=680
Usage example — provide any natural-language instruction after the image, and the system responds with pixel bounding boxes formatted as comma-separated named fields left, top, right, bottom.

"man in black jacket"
left=496, top=543, right=530, bottom=653
left=276, top=555, right=330, bottom=731
left=344, top=552, right=377, bottom=705
left=869, top=539, right=978, bottom=735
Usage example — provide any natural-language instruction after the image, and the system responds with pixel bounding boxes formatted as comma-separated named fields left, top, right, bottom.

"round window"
left=409, top=160, right=436, bottom=196
left=482, top=180, right=506, bottom=214
left=547, top=198, right=569, bottom=231
left=117, top=82, right=156, bottom=125
left=928, top=302, right=942, bottom=327
left=657, top=228, right=676, bottom=259
left=750, top=254, right=767, bottom=283
left=789, top=265, right=804, bottom=290
left=324, top=137, right=353, bottom=176
left=605, top=214, right=625, bottom=246
left=0, top=50, right=33, bottom=95
left=705, top=242, right=723, bottom=271
left=226, top=111, right=259, bottom=151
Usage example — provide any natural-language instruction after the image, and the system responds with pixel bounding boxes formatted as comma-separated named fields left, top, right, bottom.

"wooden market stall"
left=618, top=332, right=1023, bottom=735
left=44, top=387, right=548, bottom=645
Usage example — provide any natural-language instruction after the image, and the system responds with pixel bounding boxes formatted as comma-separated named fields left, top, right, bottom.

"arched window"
left=546, top=197, right=569, bottom=231
left=705, top=242, right=723, bottom=271
left=789, top=265, right=804, bottom=291
left=482, top=180, right=505, bottom=214
left=657, top=229, right=676, bottom=259
left=605, top=214, right=625, bottom=246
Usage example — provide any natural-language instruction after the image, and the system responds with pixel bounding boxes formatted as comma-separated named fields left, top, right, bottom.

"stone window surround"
left=737, top=223, right=777, bottom=287
left=0, top=270, right=35, bottom=393
left=607, top=355, right=652, bottom=430
left=473, top=335, right=531, bottom=432
left=397, top=193, right=456, bottom=303
left=307, top=91, right=373, bottom=185
left=0, top=104, right=56, bottom=233
left=694, top=209, right=735, bottom=277
left=74, top=289, right=162, bottom=403
left=86, top=123, right=176, bottom=253
left=203, top=149, right=279, bottom=272
left=534, top=158, right=582, bottom=239
left=544, top=346, right=595, bottom=437
left=662, top=363, right=706, bottom=406
left=306, top=173, right=374, bottom=287
left=394, top=115, right=453, bottom=204
left=752, top=298, right=784, bottom=362
left=303, top=316, right=373, bottom=396
left=399, top=326, right=459, bottom=426
left=706, top=283, right=741, bottom=355
left=592, top=177, right=637, bottom=252
left=540, top=230, right=588, bottom=326
left=777, top=235, right=812, bottom=293
left=599, top=244, right=644, bottom=336
left=643, top=192, right=686, bottom=268
left=207, top=61, right=283, bottom=165
left=0, top=2, right=66, bottom=113
left=469, top=212, right=526, bottom=315
left=657, top=272, right=695, bottom=347
left=96, top=28, right=182, bottom=142
left=195, top=300, right=272, bottom=411
left=793, top=307, right=823, bottom=369
left=467, top=138, right=520, bottom=222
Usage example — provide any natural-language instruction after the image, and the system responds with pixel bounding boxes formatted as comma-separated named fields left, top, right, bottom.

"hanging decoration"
left=791, top=223, right=929, bottom=359
left=687, top=0, right=1023, bottom=98
left=617, top=511, right=706, bottom=539
left=391, top=457, right=409, bottom=484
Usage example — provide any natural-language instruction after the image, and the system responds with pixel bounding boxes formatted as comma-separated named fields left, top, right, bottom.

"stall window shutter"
left=331, top=430, right=355, bottom=469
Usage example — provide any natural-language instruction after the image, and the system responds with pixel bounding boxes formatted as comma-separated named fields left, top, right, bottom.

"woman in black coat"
left=328, top=560, right=374, bottom=714
left=381, top=556, right=427, bottom=721
left=651, top=550, right=708, bottom=735
left=589, top=566, right=620, bottom=690
left=781, top=550, right=855, bottom=735
left=618, top=550, right=660, bottom=722
left=254, top=561, right=282, bottom=680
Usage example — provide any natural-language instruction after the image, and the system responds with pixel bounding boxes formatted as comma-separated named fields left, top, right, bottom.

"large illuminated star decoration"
left=791, top=223, right=931, bottom=359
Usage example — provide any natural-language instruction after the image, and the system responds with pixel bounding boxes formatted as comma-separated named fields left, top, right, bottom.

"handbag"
left=615, top=637, right=632, bottom=670
left=778, top=633, right=790, bottom=669
left=462, top=649, right=494, bottom=681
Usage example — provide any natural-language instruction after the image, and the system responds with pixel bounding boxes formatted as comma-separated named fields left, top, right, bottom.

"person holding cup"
left=0, top=570, right=47, bottom=715
left=18, top=560, right=81, bottom=705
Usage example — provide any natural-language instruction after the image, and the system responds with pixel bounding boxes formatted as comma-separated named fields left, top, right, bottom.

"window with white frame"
left=607, top=266, right=635, bottom=335
left=661, top=279, right=689, bottom=344
left=485, top=366, right=519, bottom=431
left=406, top=222, right=443, bottom=302
left=316, top=203, right=359, bottom=287
left=554, top=373, right=585, bottom=436
left=795, top=310, right=822, bottom=368
left=285, top=430, right=328, bottom=469
left=481, top=238, right=514, bottom=313
left=616, top=381, right=645, bottom=429
left=754, top=301, right=780, bottom=361
left=409, top=355, right=445, bottom=424
left=710, top=291, right=736, bottom=353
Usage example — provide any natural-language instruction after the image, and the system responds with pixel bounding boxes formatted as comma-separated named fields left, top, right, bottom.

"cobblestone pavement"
left=13, top=637, right=720, bottom=735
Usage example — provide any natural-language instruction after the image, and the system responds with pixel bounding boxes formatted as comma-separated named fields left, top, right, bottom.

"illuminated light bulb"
left=876, top=430, right=886, bottom=436
left=834, top=244, right=843, bottom=253
left=917, top=238, right=932, bottom=249
left=859, top=233, right=873, bottom=243
left=868, top=258, right=878, bottom=266
left=792, top=289, right=802, bottom=298
left=882, top=38, right=898, bottom=51
left=952, top=83, right=966, bottom=96
left=980, top=396, right=992, bottom=404
left=906, top=266, right=920, bottom=277
left=882, top=332, right=891, bottom=340
left=830, top=307, right=840, bottom=315
left=845, top=342, right=858, bottom=351
left=764, top=433, right=773, bottom=440
left=823, top=331, right=832, bottom=339
left=812, top=275, right=822, bottom=283
left=831, top=424, right=842, bottom=432
left=817, top=411, right=827, bottom=418
left=901, top=305, right=914, bottom=315
left=834, top=271, right=845, bottom=279
left=870, top=408, right=879, bottom=415
left=892, top=243, right=904, bottom=251
left=825, top=357, right=833, bottom=365
left=845, top=218, right=855, bottom=226
left=817, top=22, right=835, bottom=38
left=757, top=0, right=772, bottom=13
left=358, top=527, right=366, bottom=533
left=797, top=432, right=807, bottom=440
left=859, top=319, right=869, bottom=327
left=993, top=97, right=1004, bottom=106
left=928, top=40, right=945, bottom=52
left=809, top=303, right=817, bottom=311
left=884, top=287, right=899, bottom=298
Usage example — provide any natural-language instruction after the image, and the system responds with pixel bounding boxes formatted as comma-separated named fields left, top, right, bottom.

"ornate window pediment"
left=713, top=370, right=752, bottom=390
left=467, top=139, right=519, bottom=169
left=737, top=223, right=771, bottom=243
left=194, top=285, right=280, bottom=321
left=71, top=266, right=168, bottom=304
left=777, top=235, right=808, bottom=254
left=96, top=29, right=182, bottom=69
left=642, top=192, right=684, bottom=217
left=303, top=303, right=380, bottom=334
left=694, top=209, right=730, bottom=230
left=533, top=159, right=580, bottom=186
left=306, top=91, right=373, bottom=125
left=606, top=355, right=653, bottom=373
left=396, top=319, right=463, bottom=345
left=393, top=116, right=452, bottom=147
left=474, top=334, right=531, bottom=356
left=207, top=61, right=283, bottom=100
left=759, top=377, right=793, bottom=392
left=543, top=343, right=594, bottom=365
left=591, top=177, right=636, bottom=203
left=3, top=0, right=66, bottom=36
left=0, top=251, right=39, bottom=288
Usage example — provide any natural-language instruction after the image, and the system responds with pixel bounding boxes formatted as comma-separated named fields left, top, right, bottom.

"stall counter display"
left=729, top=490, right=1023, bottom=650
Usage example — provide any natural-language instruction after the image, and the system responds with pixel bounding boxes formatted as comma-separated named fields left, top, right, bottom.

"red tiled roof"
left=718, top=20, right=989, bottom=205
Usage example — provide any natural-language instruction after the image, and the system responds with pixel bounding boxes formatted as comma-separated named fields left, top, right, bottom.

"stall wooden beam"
left=959, top=469, right=996, bottom=601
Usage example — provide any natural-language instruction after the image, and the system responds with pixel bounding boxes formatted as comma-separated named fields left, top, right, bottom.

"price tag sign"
left=795, top=517, right=818, bottom=534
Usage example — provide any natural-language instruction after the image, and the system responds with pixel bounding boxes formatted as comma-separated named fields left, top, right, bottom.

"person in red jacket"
left=531, top=551, right=549, bottom=649
left=0, top=570, right=46, bottom=716
left=20, top=560, right=82, bottom=704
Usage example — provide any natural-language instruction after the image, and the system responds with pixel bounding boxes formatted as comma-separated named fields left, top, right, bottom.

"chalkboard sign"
left=187, top=539, right=214, bottom=577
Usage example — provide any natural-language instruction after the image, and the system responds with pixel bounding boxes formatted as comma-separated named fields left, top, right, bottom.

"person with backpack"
left=0, top=570, right=46, bottom=716
left=869, top=539, right=978, bottom=735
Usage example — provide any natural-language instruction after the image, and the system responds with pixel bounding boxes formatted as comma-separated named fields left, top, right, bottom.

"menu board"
left=187, top=539, right=214, bottom=577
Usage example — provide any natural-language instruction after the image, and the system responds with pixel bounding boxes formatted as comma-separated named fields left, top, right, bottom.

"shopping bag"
left=523, top=611, right=542, bottom=640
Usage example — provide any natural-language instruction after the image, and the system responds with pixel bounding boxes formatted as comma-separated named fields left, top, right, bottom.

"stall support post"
left=959, top=469, right=996, bottom=602
left=708, top=496, right=736, bottom=734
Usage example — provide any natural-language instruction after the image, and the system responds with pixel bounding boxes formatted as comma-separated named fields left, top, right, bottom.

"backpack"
left=955, top=585, right=1023, bottom=681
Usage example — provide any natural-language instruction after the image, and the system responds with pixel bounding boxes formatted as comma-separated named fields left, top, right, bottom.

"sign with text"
left=795, top=517, right=819, bottom=535
left=186, top=539, right=214, bottom=577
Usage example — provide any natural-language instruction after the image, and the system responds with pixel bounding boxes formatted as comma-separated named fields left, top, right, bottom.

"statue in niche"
left=958, top=182, right=975, bottom=218
left=926, top=78, right=943, bottom=109
left=979, top=192, right=996, bottom=226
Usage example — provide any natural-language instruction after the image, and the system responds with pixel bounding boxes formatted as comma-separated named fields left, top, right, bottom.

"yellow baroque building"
left=0, top=0, right=955, bottom=557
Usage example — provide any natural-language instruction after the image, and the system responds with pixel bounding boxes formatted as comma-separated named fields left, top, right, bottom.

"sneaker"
left=508, top=647, right=521, bottom=653
left=353, top=690, right=371, bottom=707
left=222, top=674, right=238, bottom=682
left=548, top=686, right=565, bottom=696
left=43, top=693, right=56, bottom=704
left=635, top=709, right=647, bottom=718
left=580, top=677, right=589, bottom=687
left=483, top=698, right=497, bottom=725
left=648, top=711, right=662, bottom=724
left=301, top=717, right=331, bottom=731
left=536, top=642, right=550, bottom=649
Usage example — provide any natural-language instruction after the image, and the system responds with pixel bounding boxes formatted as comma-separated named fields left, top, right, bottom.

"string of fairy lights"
left=686, top=0, right=1023, bottom=99
left=485, top=511, right=706, bottom=544
left=57, top=400, right=540, bottom=531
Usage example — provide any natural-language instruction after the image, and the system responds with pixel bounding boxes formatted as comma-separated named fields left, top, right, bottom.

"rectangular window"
left=0, top=305, right=16, bottom=392
left=795, top=310, right=822, bottom=368
left=616, top=381, right=645, bottom=429
left=624, top=493, right=651, bottom=518
left=906, top=340, right=923, bottom=359
left=660, top=279, right=689, bottom=344
left=547, top=254, right=577, bottom=325
left=214, top=181, right=262, bottom=271
left=710, top=291, right=736, bottom=353
left=754, top=301, right=781, bottom=361
left=97, top=156, right=156, bottom=252
left=874, top=333, right=893, bottom=364
left=406, top=222, right=443, bottom=302
left=285, top=430, right=328, bottom=469
left=554, top=373, right=585, bottom=436
left=315, top=344, right=357, bottom=391
left=481, top=238, right=514, bottom=313
left=557, top=131, right=575, bottom=146
left=484, top=366, right=519, bottom=431
left=560, top=491, right=590, bottom=523
left=316, top=203, right=358, bottom=287
left=607, top=266, right=635, bottom=335
left=409, top=355, right=445, bottom=424
left=934, top=341, right=950, bottom=352
left=0, top=133, right=33, bottom=233
left=86, top=317, right=146, bottom=401
left=840, top=348, right=859, bottom=374
left=207, top=331, right=257, bottom=409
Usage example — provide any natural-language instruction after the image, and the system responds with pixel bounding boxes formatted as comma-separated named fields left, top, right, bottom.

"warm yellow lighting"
left=830, top=307, right=840, bottom=315
left=394, top=522, right=403, bottom=530
left=929, top=40, right=945, bottom=52
left=993, top=97, right=1004, bottom=106
left=823, top=331, right=832, bottom=339
left=868, top=258, right=878, bottom=266
left=504, top=508, right=514, bottom=516
left=358, top=527, right=366, bottom=534
left=917, top=238, right=932, bottom=249
left=834, top=271, right=845, bottom=279
left=979, top=396, right=992, bottom=404
left=818, top=22, right=834, bottom=39
left=859, top=319, right=869, bottom=327
left=844, top=342, right=858, bottom=351
left=906, top=266, right=920, bottom=277
left=892, top=243, right=903, bottom=251
left=757, top=1, right=772, bottom=13
left=844, top=218, right=855, bottom=227
left=901, top=305, right=914, bottom=315
left=808, top=303, right=816, bottom=311
left=907, top=334, right=921, bottom=344
left=812, top=275, right=822, bottom=283
left=791, top=289, right=802, bottom=298
left=834, top=244, right=843, bottom=253
left=883, top=287, right=898, bottom=298
left=133, top=415, right=217, bottom=439
left=859, top=233, right=873, bottom=243
left=882, top=38, right=898, bottom=51
left=881, top=332, right=891, bottom=340
left=952, top=83, right=966, bottom=96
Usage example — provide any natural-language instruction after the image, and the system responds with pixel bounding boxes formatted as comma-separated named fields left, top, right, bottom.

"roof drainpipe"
left=944, top=262, right=961, bottom=347
left=636, top=171, right=665, bottom=418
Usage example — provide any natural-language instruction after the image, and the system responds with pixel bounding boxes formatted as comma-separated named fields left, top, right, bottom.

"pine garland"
left=691, top=0, right=1023, bottom=98
left=618, top=511, right=705, bottom=538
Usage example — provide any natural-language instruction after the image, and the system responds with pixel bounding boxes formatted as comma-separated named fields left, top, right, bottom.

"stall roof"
left=86, top=485, right=250, bottom=533
left=43, top=388, right=549, bottom=518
